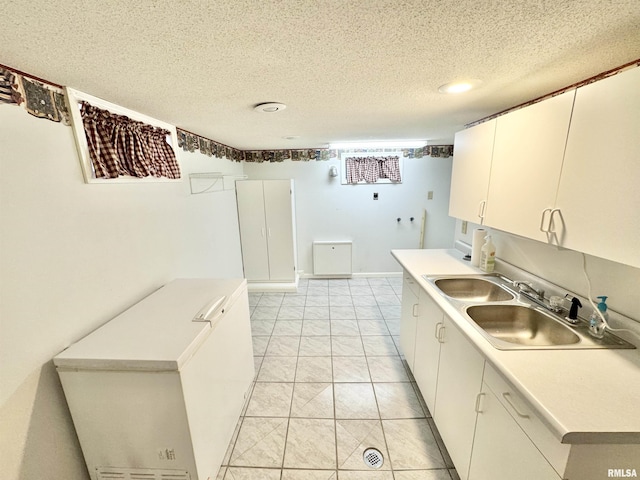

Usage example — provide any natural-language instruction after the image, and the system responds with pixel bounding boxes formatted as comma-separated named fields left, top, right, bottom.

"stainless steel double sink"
left=423, top=274, right=635, bottom=350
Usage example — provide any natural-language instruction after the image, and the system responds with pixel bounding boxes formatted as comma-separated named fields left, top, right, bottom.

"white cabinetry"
left=449, top=66, right=640, bottom=267
left=469, top=363, right=567, bottom=480
left=236, top=180, right=297, bottom=283
left=484, top=90, right=576, bottom=242
left=448, top=119, right=496, bottom=224
left=433, top=316, right=486, bottom=480
left=469, top=385, right=561, bottom=480
left=399, top=270, right=419, bottom=370
left=556, top=66, right=640, bottom=268
left=413, top=288, right=444, bottom=412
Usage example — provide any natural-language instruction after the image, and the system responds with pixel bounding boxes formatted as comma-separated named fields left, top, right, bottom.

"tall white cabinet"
left=236, top=180, right=297, bottom=285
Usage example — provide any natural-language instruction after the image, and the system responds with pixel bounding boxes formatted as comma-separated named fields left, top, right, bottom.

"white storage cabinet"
left=399, top=270, right=419, bottom=370
left=433, top=315, right=486, bottom=480
left=484, top=90, right=576, bottom=242
left=448, top=119, right=496, bottom=224
left=236, top=179, right=297, bottom=282
left=54, top=279, right=255, bottom=480
left=468, top=363, right=566, bottom=480
left=556, top=66, right=640, bottom=268
left=413, top=287, right=444, bottom=412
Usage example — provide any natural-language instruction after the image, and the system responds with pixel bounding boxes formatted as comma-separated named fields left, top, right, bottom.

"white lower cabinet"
left=469, top=382, right=561, bottom=480
left=433, top=315, right=486, bottom=480
left=408, top=283, right=638, bottom=480
left=413, top=288, right=444, bottom=412
left=399, top=271, right=419, bottom=370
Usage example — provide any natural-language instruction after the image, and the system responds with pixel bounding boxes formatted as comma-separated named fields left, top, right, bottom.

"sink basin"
left=434, top=278, right=514, bottom=302
left=424, top=273, right=635, bottom=350
left=466, top=305, right=580, bottom=347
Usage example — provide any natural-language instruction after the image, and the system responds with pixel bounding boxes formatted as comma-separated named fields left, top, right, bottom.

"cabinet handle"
left=548, top=208, right=561, bottom=233
left=539, top=208, right=552, bottom=233
left=268, top=228, right=272, bottom=237
left=412, top=303, right=418, bottom=317
left=502, top=392, right=530, bottom=418
left=477, top=200, right=486, bottom=221
left=435, top=322, right=445, bottom=343
left=261, top=227, right=265, bottom=237
left=475, top=392, right=485, bottom=413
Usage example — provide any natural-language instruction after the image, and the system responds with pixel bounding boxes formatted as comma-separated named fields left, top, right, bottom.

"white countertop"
left=392, top=248, right=640, bottom=445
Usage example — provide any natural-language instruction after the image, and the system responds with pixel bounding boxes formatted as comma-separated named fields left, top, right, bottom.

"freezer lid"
left=53, top=278, right=247, bottom=371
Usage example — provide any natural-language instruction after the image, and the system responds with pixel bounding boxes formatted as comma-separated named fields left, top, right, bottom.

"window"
left=340, top=151, right=403, bottom=185
left=66, top=88, right=181, bottom=184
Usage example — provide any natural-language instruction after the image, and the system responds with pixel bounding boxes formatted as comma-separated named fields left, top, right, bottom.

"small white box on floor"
left=313, top=241, right=352, bottom=276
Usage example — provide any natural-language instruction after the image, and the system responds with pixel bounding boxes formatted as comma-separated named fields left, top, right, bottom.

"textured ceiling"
left=1, top=0, right=639, bottom=150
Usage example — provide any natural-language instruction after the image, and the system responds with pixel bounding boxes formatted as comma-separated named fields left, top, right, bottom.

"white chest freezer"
left=54, top=278, right=255, bottom=480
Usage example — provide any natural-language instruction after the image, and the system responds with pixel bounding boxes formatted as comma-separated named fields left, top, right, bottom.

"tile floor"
left=218, top=277, right=460, bottom=480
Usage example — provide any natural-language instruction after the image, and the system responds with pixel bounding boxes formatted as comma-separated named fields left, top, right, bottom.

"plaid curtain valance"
left=345, top=156, right=401, bottom=184
left=80, top=102, right=180, bottom=179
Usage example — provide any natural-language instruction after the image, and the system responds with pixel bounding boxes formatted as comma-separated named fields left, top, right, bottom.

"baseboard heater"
left=313, top=241, right=352, bottom=276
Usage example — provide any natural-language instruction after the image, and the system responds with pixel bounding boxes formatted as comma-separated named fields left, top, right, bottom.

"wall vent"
left=96, top=468, right=190, bottom=480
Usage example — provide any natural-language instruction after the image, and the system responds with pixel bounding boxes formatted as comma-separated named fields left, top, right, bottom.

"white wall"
left=0, top=105, right=244, bottom=480
left=244, top=155, right=457, bottom=275
left=454, top=220, right=640, bottom=321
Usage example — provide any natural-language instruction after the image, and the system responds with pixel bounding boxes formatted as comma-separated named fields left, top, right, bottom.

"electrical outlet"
left=461, top=221, right=468, bottom=234
left=373, top=192, right=378, bottom=200
left=427, top=191, right=434, bottom=200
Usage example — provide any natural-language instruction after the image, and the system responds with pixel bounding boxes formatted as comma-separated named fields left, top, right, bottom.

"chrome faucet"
left=513, top=281, right=545, bottom=301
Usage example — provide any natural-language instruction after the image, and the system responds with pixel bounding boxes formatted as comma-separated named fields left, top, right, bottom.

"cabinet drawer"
left=483, top=363, right=570, bottom=477
left=403, top=270, right=420, bottom=297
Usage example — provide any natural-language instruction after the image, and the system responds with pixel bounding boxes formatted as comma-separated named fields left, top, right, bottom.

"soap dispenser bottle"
left=479, top=235, right=496, bottom=273
left=588, top=296, right=609, bottom=339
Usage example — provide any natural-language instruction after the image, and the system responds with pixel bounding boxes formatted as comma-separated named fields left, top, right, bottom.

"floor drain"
left=363, top=447, right=384, bottom=469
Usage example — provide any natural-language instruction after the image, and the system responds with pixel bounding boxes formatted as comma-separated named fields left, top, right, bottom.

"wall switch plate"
left=461, top=220, right=468, bottom=234
left=373, top=193, right=378, bottom=200
left=427, top=191, right=434, bottom=200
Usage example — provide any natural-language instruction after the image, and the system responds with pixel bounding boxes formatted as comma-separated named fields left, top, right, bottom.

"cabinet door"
left=484, top=90, right=575, bottom=242
left=264, top=180, right=296, bottom=281
left=236, top=181, right=270, bottom=281
left=469, top=385, right=560, bottom=480
left=449, top=119, right=496, bottom=224
left=556, top=67, right=640, bottom=268
left=434, top=316, right=485, bottom=480
left=399, top=273, right=419, bottom=371
left=413, top=288, right=443, bottom=413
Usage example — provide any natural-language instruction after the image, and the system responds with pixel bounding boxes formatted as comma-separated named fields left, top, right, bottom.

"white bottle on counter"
left=480, top=235, right=496, bottom=273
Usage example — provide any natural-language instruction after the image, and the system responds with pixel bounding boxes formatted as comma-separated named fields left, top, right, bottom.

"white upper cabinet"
left=555, top=67, right=640, bottom=268
left=449, top=119, right=496, bottom=224
left=484, top=90, right=576, bottom=242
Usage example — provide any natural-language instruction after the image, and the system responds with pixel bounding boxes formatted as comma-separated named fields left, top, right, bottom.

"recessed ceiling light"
left=438, top=79, right=482, bottom=94
left=254, top=102, right=287, bottom=113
